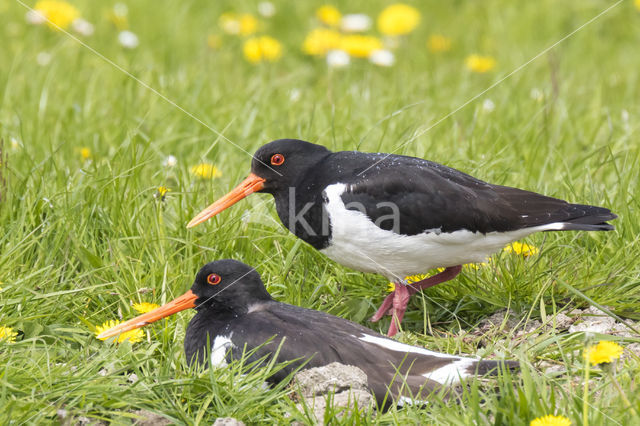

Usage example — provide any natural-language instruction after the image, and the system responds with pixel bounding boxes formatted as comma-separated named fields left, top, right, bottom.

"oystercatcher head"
left=187, top=139, right=617, bottom=336
left=97, top=259, right=518, bottom=407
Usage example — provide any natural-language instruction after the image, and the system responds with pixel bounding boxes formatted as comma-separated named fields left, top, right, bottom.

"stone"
left=292, top=362, right=368, bottom=398
left=132, top=410, right=171, bottom=426
left=212, top=418, right=246, bottom=426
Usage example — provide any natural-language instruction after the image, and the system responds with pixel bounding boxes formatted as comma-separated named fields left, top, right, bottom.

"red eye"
left=270, top=154, right=285, bottom=166
left=207, top=274, right=221, bottom=285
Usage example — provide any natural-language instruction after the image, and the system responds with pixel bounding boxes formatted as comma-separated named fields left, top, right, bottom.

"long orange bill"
left=187, top=173, right=266, bottom=228
left=96, top=290, right=198, bottom=340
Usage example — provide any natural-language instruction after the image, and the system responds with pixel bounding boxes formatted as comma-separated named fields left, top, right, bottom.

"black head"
left=251, top=139, right=332, bottom=193
left=190, top=259, right=273, bottom=313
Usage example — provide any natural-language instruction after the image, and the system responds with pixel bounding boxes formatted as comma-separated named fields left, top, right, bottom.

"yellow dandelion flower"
left=387, top=282, right=396, bottom=292
left=377, top=4, right=421, bottom=36
left=132, top=302, right=160, bottom=314
left=584, top=341, right=623, bottom=366
left=427, top=34, right=452, bottom=53
left=465, top=261, right=490, bottom=270
left=316, top=5, right=341, bottom=27
left=238, top=14, right=258, bottom=36
left=504, top=241, right=539, bottom=257
left=95, top=320, right=144, bottom=344
left=207, top=34, right=222, bottom=49
left=405, top=274, right=430, bottom=284
left=0, top=325, right=18, bottom=343
left=530, top=414, right=571, bottom=426
left=339, top=34, right=383, bottom=58
left=80, top=147, right=91, bottom=160
left=466, top=54, right=496, bottom=73
left=635, top=0, right=640, bottom=11
left=243, top=36, right=283, bottom=63
left=190, top=163, right=222, bottom=179
left=302, top=28, right=342, bottom=56
left=34, top=0, right=80, bottom=30
left=156, top=186, right=169, bottom=197
left=219, top=13, right=258, bottom=36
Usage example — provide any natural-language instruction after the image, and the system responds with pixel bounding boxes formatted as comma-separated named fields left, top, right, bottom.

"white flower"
left=36, top=52, right=52, bottom=66
left=289, top=88, right=301, bottom=102
left=113, top=3, right=128, bottom=17
left=482, top=99, right=495, bottom=113
left=10, top=137, right=20, bottom=150
left=621, top=109, right=629, bottom=123
left=530, top=88, right=543, bottom=102
left=72, top=18, right=94, bottom=36
left=326, top=50, right=350, bottom=68
left=258, top=2, right=276, bottom=18
left=340, top=14, right=371, bottom=33
left=369, top=49, right=395, bottom=67
left=163, top=155, right=177, bottom=167
left=25, top=9, right=46, bottom=25
left=118, top=30, right=139, bottom=49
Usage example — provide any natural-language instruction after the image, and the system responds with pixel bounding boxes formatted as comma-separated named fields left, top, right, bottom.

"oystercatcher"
left=187, top=139, right=616, bottom=336
left=97, top=259, right=517, bottom=406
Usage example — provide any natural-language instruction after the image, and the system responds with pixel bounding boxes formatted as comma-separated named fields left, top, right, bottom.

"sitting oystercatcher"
left=97, top=260, right=517, bottom=407
left=187, top=139, right=617, bottom=336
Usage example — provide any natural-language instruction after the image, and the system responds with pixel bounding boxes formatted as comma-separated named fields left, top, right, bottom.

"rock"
left=213, top=418, right=246, bottom=426
left=132, top=410, right=171, bottom=426
left=552, top=312, right=575, bottom=330
left=569, top=306, right=616, bottom=334
left=290, top=363, right=374, bottom=423
left=292, top=362, right=369, bottom=397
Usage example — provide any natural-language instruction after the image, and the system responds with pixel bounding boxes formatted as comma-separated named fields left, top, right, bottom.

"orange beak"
left=96, top=290, right=198, bottom=340
left=187, top=173, right=266, bottom=228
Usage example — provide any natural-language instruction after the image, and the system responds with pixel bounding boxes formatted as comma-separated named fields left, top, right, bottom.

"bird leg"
left=370, top=265, right=463, bottom=337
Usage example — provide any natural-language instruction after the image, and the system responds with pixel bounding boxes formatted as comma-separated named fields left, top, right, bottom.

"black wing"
left=336, top=153, right=616, bottom=235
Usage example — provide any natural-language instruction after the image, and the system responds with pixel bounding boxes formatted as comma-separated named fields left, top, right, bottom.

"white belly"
left=320, top=183, right=555, bottom=282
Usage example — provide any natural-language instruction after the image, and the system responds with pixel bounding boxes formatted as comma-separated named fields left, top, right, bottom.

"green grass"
left=1, top=0, right=639, bottom=424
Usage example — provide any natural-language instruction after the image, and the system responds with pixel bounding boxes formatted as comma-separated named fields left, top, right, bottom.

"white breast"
left=320, top=183, right=556, bottom=281
left=210, top=334, right=234, bottom=368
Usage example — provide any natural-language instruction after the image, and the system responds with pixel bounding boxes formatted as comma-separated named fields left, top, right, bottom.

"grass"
left=1, top=0, right=639, bottom=424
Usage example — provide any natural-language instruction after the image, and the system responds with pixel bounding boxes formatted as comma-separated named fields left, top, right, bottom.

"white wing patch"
left=210, top=334, right=234, bottom=369
left=357, top=333, right=460, bottom=360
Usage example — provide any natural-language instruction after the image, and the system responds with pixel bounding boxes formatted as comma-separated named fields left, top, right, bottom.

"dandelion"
left=387, top=282, right=396, bottom=292
left=427, top=34, right=452, bottom=53
left=80, top=147, right=91, bottom=161
left=72, top=18, right=94, bottom=36
left=219, top=13, right=258, bottom=36
left=326, top=50, right=350, bottom=68
left=465, top=261, right=490, bottom=270
left=584, top=341, right=623, bottom=366
left=340, top=14, right=372, bottom=33
left=207, top=34, right=222, bottom=49
left=243, top=36, right=283, bottom=63
left=482, top=99, right=495, bottom=113
left=32, top=0, right=80, bottom=30
left=530, top=414, right=572, bottom=426
left=258, top=2, right=276, bottom=18
left=118, top=30, right=139, bottom=49
left=377, top=4, right=421, bottom=36
left=302, top=28, right=342, bottom=56
left=95, top=320, right=144, bottom=343
left=108, top=3, right=128, bottom=30
left=238, top=14, right=258, bottom=36
left=0, top=325, right=18, bottom=343
left=132, top=302, right=160, bottom=314
left=316, top=5, right=341, bottom=27
left=154, top=186, right=170, bottom=201
left=339, top=34, right=383, bottom=58
left=289, top=88, right=301, bottom=102
left=10, top=138, right=21, bottom=150
left=163, top=155, right=177, bottom=167
left=36, top=51, right=53, bottom=66
left=369, top=49, right=395, bottom=67
left=190, top=163, right=222, bottom=179
left=466, top=54, right=496, bottom=73
left=635, top=0, right=640, bottom=11
left=504, top=241, right=539, bottom=257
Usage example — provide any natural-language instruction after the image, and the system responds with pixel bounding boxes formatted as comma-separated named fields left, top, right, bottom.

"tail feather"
left=467, top=359, right=520, bottom=376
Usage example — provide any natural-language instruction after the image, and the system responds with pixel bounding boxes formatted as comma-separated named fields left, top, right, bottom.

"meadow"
left=1, top=0, right=639, bottom=424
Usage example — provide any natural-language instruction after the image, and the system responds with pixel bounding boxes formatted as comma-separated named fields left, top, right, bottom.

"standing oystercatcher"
left=187, top=139, right=616, bottom=336
left=97, top=259, right=517, bottom=407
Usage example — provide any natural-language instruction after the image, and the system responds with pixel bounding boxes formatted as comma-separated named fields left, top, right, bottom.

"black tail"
left=467, top=360, right=520, bottom=376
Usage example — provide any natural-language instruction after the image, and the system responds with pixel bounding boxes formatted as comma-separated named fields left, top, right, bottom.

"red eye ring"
left=207, top=273, right=221, bottom=285
left=270, top=154, right=285, bottom=166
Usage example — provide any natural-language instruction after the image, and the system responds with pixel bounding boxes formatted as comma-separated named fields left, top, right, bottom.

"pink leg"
left=369, top=265, right=463, bottom=336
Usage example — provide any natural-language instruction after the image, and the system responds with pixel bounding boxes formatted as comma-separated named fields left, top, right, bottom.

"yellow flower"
left=132, top=302, right=160, bottom=314
left=504, top=241, right=539, bottom=257
left=207, top=34, right=222, bottom=49
left=377, top=4, right=421, bottom=36
left=34, top=0, right=80, bottom=30
left=316, top=5, right=341, bottom=27
left=80, top=147, right=91, bottom=160
left=635, top=0, right=640, bottom=11
left=465, top=261, right=490, bottom=270
left=427, top=34, right=452, bottom=53
left=405, top=273, right=430, bottom=284
left=339, top=34, right=383, bottom=58
left=0, top=326, right=18, bottom=343
left=190, top=163, right=222, bottom=179
left=387, top=282, right=396, bottom=292
left=530, top=415, right=571, bottom=426
left=95, top=320, right=144, bottom=344
left=238, top=14, right=258, bottom=36
left=302, top=28, right=342, bottom=56
left=243, top=36, right=283, bottom=63
left=219, top=13, right=258, bottom=36
left=154, top=186, right=170, bottom=201
left=465, top=54, right=496, bottom=73
left=584, top=341, right=623, bottom=366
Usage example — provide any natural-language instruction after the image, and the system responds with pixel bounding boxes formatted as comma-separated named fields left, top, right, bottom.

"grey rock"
left=292, top=362, right=368, bottom=398
left=132, top=410, right=171, bottom=426
left=295, top=389, right=373, bottom=424
left=213, top=418, right=246, bottom=426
